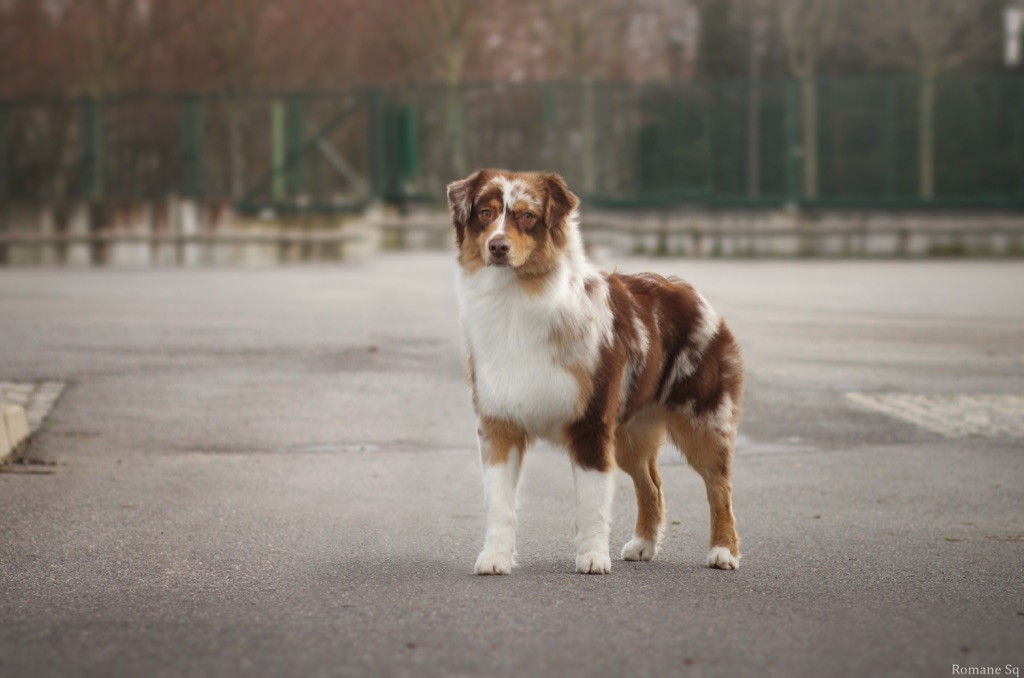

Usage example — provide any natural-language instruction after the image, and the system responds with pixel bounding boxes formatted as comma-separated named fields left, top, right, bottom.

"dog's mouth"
left=487, top=257, right=511, bottom=267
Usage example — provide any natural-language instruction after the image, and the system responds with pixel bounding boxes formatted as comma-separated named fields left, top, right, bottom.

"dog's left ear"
left=446, top=170, right=485, bottom=247
left=542, top=173, right=579, bottom=246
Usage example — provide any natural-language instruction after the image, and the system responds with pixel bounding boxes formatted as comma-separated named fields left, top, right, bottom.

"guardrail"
left=2, top=200, right=1022, bottom=264
left=0, top=231, right=365, bottom=246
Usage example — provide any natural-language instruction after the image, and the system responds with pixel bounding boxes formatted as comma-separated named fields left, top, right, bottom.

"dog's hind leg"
left=667, top=399, right=741, bottom=570
left=474, top=419, right=528, bottom=575
left=615, top=410, right=666, bottom=561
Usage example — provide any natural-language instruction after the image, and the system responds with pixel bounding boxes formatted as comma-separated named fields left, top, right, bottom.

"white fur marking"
left=482, top=175, right=540, bottom=258
left=586, top=274, right=615, bottom=348
left=707, top=545, right=739, bottom=570
left=456, top=231, right=606, bottom=438
left=659, top=292, right=722, bottom=402
left=692, top=293, right=721, bottom=346
left=672, top=393, right=735, bottom=435
left=619, top=311, right=651, bottom=412
left=633, top=313, right=651, bottom=358
left=487, top=176, right=538, bottom=215
left=621, top=535, right=659, bottom=561
left=704, top=393, right=736, bottom=434
left=572, top=466, right=614, bottom=574
left=459, top=268, right=581, bottom=435
left=475, top=443, right=522, bottom=575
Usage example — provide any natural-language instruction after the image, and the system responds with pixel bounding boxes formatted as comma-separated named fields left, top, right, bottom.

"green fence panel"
left=285, top=96, right=305, bottom=196
left=180, top=97, right=204, bottom=198
left=785, top=80, right=801, bottom=203
left=397, top=106, right=419, bottom=181
left=0, top=104, right=7, bottom=201
left=0, top=78, right=1021, bottom=210
left=1018, top=79, right=1024, bottom=197
left=81, top=98, right=104, bottom=201
left=367, top=89, right=386, bottom=200
left=883, top=81, right=897, bottom=197
left=270, top=100, right=286, bottom=201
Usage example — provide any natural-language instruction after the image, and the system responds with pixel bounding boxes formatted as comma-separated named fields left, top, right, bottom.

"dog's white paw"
left=576, top=551, right=612, bottom=574
left=474, top=550, right=513, bottom=575
left=706, top=546, right=739, bottom=570
left=621, top=536, right=659, bottom=561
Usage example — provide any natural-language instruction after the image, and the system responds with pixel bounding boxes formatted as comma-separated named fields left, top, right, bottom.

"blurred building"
left=1008, top=0, right=1024, bottom=65
left=474, top=0, right=701, bottom=83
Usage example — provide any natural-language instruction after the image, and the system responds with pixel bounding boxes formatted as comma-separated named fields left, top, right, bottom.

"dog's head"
left=446, top=169, right=579, bottom=275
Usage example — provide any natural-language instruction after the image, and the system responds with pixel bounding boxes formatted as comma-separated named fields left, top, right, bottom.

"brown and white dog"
left=447, top=169, right=743, bottom=575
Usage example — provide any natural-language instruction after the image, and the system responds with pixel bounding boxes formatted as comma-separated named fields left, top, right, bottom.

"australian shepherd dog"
left=447, top=169, right=743, bottom=575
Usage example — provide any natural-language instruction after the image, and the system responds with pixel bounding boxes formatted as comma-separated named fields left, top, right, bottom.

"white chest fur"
left=457, top=264, right=606, bottom=438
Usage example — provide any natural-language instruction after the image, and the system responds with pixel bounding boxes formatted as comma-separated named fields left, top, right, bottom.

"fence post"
left=450, top=86, right=466, bottom=178
left=81, top=98, right=104, bottom=201
left=704, top=82, right=716, bottom=197
left=0, top=104, right=6, bottom=264
left=285, top=95, right=305, bottom=196
left=0, top=103, right=8, bottom=201
left=884, top=80, right=897, bottom=198
left=368, top=88, right=386, bottom=201
left=542, top=85, right=556, bottom=168
left=180, top=96, right=204, bottom=198
left=581, top=80, right=596, bottom=195
left=398, top=105, right=419, bottom=184
left=271, top=99, right=286, bottom=202
left=784, top=80, right=802, bottom=204
left=1018, top=79, right=1024, bottom=198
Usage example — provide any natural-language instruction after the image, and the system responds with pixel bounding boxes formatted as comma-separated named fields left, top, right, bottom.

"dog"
left=447, top=169, right=743, bottom=575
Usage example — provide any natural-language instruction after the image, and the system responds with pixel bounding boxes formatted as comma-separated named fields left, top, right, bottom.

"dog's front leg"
left=474, top=419, right=527, bottom=575
left=569, top=425, right=615, bottom=575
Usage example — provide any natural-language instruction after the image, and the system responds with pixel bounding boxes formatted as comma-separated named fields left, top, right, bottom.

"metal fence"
left=1, top=76, right=1022, bottom=212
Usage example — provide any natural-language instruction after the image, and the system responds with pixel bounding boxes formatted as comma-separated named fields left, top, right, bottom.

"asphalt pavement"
left=0, top=254, right=1022, bottom=677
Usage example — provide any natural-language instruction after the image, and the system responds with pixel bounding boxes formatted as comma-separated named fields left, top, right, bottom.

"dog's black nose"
left=488, top=238, right=510, bottom=258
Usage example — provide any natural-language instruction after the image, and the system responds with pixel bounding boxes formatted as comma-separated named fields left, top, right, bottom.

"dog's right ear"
left=446, top=170, right=485, bottom=247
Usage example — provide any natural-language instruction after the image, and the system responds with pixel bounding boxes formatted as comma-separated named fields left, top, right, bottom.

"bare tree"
left=544, top=0, right=605, bottom=192
left=61, top=0, right=206, bottom=96
left=744, top=0, right=773, bottom=198
left=426, top=0, right=486, bottom=175
left=0, top=1, right=59, bottom=97
left=540, top=0, right=636, bottom=193
left=859, top=0, right=999, bottom=199
left=779, top=0, right=841, bottom=200
left=65, top=0, right=139, bottom=96
left=190, top=0, right=281, bottom=199
left=380, top=0, right=485, bottom=85
left=542, top=0, right=610, bottom=79
left=380, top=0, right=490, bottom=175
left=267, top=0, right=362, bottom=90
left=0, top=1, right=206, bottom=201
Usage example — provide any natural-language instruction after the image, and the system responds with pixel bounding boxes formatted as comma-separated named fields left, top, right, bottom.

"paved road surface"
left=1, top=255, right=1022, bottom=677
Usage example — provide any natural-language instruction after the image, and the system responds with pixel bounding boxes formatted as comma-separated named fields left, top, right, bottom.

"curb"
left=0, top=404, right=30, bottom=463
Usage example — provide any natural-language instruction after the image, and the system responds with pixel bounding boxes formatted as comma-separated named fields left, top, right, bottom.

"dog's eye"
left=479, top=209, right=493, bottom=221
left=522, top=212, right=536, bottom=221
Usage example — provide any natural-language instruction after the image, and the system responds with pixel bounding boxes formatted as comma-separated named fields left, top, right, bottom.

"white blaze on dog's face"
left=446, top=170, right=579, bottom=277
left=475, top=176, right=543, bottom=268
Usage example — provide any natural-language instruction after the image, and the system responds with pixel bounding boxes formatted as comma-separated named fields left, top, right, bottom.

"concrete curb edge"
left=0, top=404, right=30, bottom=463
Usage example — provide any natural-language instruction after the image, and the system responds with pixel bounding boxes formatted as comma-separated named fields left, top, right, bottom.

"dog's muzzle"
left=488, top=236, right=510, bottom=265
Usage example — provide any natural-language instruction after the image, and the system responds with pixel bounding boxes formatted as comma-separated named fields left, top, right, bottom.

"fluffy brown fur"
left=449, top=169, right=744, bottom=572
